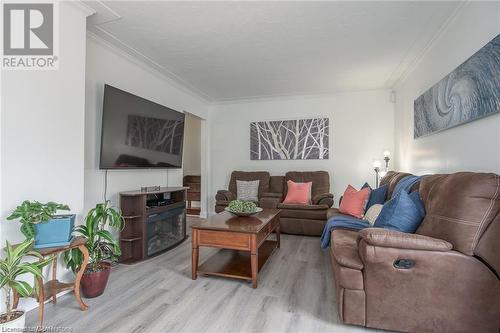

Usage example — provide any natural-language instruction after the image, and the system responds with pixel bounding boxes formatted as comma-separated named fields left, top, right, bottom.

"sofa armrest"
left=215, top=190, right=236, bottom=202
left=357, top=229, right=499, bottom=333
left=358, top=228, right=452, bottom=252
left=312, top=193, right=334, bottom=207
left=259, top=193, right=281, bottom=209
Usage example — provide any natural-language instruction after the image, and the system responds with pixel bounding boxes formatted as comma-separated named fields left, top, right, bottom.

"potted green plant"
left=7, top=201, right=72, bottom=248
left=64, top=201, right=124, bottom=298
left=0, top=239, right=52, bottom=330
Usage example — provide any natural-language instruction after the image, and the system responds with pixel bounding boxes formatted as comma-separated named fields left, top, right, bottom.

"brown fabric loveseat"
left=329, top=171, right=500, bottom=332
left=215, top=170, right=334, bottom=236
left=215, top=171, right=281, bottom=213
left=276, top=171, right=334, bottom=236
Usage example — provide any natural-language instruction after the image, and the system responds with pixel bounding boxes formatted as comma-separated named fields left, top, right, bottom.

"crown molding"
left=391, top=1, right=467, bottom=89
left=83, top=1, right=467, bottom=104
left=66, top=0, right=96, bottom=17
left=84, top=0, right=122, bottom=25
left=208, top=88, right=390, bottom=106
left=86, top=29, right=212, bottom=104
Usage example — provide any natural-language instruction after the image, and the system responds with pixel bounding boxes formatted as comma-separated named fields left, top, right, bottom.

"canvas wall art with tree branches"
left=126, top=114, right=184, bottom=155
left=250, top=117, right=329, bottom=160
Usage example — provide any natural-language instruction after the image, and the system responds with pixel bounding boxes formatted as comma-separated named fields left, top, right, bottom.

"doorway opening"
left=183, top=112, right=202, bottom=216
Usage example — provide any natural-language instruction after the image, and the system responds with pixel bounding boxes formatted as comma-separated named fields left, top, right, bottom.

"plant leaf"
left=35, top=256, right=53, bottom=270
left=0, top=275, right=8, bottom=289
left=16, top=264, right=43, bottom=279
left=12, top=239, right=34, bottom=259
left=20, top=223, right=36, bottom=239
left=96, top=230, right=117, bottom=244
left=11, top=280, right=33, bottom=297
left=25, top=250, right=44, bottom=260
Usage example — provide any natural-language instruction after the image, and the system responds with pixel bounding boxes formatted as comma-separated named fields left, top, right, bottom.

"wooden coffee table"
left=191, top=209, right=280, bottom=288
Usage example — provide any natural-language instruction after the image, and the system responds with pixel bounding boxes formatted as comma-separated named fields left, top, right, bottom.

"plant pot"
left=34, top=214, right=75, bottom=249
left=80, top=261, right=111, bottom=298
left=0, top=310, right=25, bottom=331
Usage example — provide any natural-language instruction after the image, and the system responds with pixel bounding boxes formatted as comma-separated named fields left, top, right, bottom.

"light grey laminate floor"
left=26, top=217, right=383, bottom=333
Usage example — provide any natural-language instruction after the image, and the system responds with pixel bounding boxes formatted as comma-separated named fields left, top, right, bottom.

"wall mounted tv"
left=99, top=84, right=185, bottom=169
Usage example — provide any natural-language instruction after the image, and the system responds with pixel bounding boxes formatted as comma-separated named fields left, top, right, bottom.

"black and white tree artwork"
left=126, top=115, right=184, bottom=155
left=250, top=118, right=329, bottom=160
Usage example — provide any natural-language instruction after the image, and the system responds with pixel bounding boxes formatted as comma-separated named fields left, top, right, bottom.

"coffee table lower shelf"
left=197, top=240, right=277, bottom=281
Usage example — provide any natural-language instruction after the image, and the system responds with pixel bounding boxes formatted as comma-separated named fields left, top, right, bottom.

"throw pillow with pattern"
left=236, top=180, right=260, bottom=201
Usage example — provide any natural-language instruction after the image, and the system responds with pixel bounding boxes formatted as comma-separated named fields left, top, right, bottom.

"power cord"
left=104, top=169, right=108, bottom=202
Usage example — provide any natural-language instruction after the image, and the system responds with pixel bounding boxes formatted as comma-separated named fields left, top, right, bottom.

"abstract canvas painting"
left=250, top=118, right=329, bottom=160
left=414, top=34, right=500, bottom=138
left=126, top=115, right=184, bottom=154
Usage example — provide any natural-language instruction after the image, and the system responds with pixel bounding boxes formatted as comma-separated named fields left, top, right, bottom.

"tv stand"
left=119, top=186, right=189, bottom=264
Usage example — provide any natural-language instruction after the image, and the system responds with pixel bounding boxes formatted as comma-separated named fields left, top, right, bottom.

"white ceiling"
left=85, top=1, right=462, bottom=102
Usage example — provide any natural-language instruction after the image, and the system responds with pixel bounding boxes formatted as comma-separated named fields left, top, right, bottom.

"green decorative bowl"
left=224, top=207, right=263, bottom=217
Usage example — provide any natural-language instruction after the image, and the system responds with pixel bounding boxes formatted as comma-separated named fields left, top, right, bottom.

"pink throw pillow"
left=283, top=180, right=312, bottom=205
left=339, top=185, right=371, bottom=218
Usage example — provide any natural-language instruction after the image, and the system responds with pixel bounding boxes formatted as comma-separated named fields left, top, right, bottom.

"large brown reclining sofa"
left=328, top=171, right=500, bottom=332
left=215, top=170, right=333, bottom=236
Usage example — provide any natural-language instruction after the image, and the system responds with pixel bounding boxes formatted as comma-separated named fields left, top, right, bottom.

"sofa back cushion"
left=229, top=171, right=270, bottom=198
left=269, top=176, right=285, bottom=195
left=285, top=171, right=330, bottom=198
left=474, top=212, right=500, bottom=276
left=417, top=172, right=500, bottom=256
left=380, top=171, right=413, bottom=199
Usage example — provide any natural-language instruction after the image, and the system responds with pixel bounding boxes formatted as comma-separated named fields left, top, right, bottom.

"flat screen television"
left=99, top=84, right=185, bottom=169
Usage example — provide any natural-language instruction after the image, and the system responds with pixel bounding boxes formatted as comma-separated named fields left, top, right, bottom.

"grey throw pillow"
left=236, top=180, right=260, bottom=201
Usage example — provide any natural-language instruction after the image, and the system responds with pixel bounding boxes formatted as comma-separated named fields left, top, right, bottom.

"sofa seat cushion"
left=331, top=229, right=364, bottom=270
left=277, top=203, right=328, bottom=210
left=280, top=218, right=326, bottom=236
left=278, top=203, right=329, bottom=220
left=327, top=208, right=351, bottom=220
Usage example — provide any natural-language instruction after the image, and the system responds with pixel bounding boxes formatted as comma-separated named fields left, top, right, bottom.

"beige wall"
left=208, top=90, right=395, bottom=213
left=0, top=2, right=89, bottom=312
left=394, top=2, right=500, bottom=175
left=84, top=35, right=209, bottom=214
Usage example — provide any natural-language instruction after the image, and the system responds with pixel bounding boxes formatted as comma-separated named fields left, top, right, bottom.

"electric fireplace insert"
left=146, top=206, right=186, bottom=256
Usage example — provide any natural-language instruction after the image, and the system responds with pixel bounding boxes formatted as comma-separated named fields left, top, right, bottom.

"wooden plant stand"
left=13, top=237, right=89, bottom=330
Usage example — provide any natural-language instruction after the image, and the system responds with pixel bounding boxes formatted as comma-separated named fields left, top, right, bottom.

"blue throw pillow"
left=374, top=191, right=425, bottom=233
left=361, top=183, right=388, bottom=212
left=408, top=191, right=426, bottom=219
left=366, top=184, right=388, bottom=210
